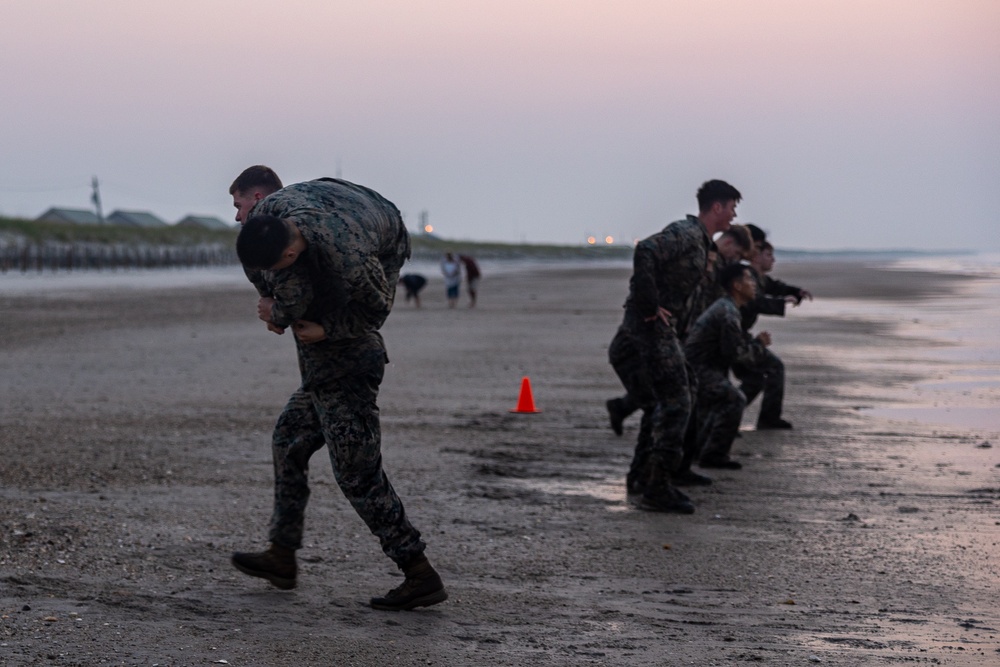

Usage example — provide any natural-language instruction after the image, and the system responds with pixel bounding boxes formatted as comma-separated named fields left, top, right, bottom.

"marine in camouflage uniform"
left=609, top=215, right=711, bottom=508
left=233, top=178, right=445, bottom=610
left=734, top=268, right=799, bottom=428
left=246, top=178, right=419, bottom=561
left=684, top=290, right=767, bottom=467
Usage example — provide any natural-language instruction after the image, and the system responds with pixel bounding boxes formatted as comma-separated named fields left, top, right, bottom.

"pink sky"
left=1, top=0, right=998, bottom=248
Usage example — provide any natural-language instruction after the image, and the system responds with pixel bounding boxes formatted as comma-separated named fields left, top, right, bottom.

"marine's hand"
left=799, top=289, right=813, bottom=302
left=293, top=320, right=327, bottom=344
left=266, top=322, right=285, bottom=335
left=644, top=306, right=672, bottom=326
left=257, top=297, right=276, bottom=322
left=756, top=331, right=772, bottom=346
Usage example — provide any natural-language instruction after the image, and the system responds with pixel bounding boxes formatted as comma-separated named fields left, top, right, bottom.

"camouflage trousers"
left=732, top=347, right=785, bottom=425
left=609, top=317, right=694, bottom=483
left=693, top=370, right=747, bottom=462
left=268, top=334, right=424, bottom=567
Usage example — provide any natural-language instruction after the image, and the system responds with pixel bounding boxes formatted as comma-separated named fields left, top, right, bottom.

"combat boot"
left=231, top=543, right=297, bottom=590
left=370, top=555, right=448, bottom=611
left=636, top=454, right=695, bottom=514
left=672, top=468, right=712, bottom=486
left=757, top=418, right=792, bottom=430
left=699, top=455, right=743, bottom=470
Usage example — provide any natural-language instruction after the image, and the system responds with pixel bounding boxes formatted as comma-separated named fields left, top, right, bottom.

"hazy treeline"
left=0, top=215, right=634, bottom=274
left=0, top=216, right=239, bottom=273
left=0, top=241, right=237, bottom=273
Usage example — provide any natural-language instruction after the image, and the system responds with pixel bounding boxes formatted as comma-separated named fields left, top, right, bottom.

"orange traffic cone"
left=510, top=376, right=541, bottom=413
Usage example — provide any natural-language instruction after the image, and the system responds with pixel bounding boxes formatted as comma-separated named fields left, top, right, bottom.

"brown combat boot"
left=231, top=543, right=297, bottom=590
left=370, top=555, right=448, bottom=611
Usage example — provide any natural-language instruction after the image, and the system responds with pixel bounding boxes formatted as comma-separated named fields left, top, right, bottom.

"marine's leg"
left=636, top=326, right=695, bottom=513
left=314, top=335, right=446, bottom=610
left=267, top=389, right=327, bottom=549
left=626, top=408, right=654, bottom=494
left=697, top=381, right=747, bottom=468
left=231, top=389, right=325, bottom=589
left=610, top=326, right=657, bottom=487
left=756, top=350, right=790, bottom=429
left=733, top=361, right=764, bottom=408
left=673, top=401, right=713, bottom=486
left=607, top=327, right=650, bottom=435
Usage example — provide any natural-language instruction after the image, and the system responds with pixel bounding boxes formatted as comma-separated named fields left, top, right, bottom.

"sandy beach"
left=1, top=258, right=998, bottom=666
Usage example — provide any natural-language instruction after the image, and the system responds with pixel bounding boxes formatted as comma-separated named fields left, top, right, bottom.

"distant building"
left=105, top=210, right=167, bottom=228
left=36, top=207, right=102, bottom=225
left=175, top=215, right=231, bottom=231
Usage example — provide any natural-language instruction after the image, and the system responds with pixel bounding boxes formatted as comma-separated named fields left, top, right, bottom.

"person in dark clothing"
left=735, top=240, right=812, bottom=430
left=399, top=273, right=428, bottom=308
left=608, top=179, right=742, bottom=513
left=229, top=172, right=447, bottom=612
left=458, top=255, right=481, bottom=307
left=684, top=263, right=771, bottom=469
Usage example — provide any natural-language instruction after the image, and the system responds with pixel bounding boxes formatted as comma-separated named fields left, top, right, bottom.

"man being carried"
left=231, top=171, right=447, bottom=611
left=608, top=179, right=742, bottom=512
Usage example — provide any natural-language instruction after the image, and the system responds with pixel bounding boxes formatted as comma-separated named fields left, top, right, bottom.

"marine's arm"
left=765, top=276, right=811, bottom=304
left=260, top=265, right=315, bottom=330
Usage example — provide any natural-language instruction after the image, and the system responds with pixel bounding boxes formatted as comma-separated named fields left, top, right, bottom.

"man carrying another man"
left=228, top=167, right=447, bottom=611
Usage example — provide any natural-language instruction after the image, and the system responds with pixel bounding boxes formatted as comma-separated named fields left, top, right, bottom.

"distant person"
left=441, top=253, right=461, bottom=309
left=230, top=172, right=447, bottom=611
left=736, top=240, right=812, bottom=430
left=608, top=179, right=742, bottom=512
left=684, top=262, right=771, bottom=469
left=399, top=273, right=428, bottom=308
left=459, top=254, right=481, bottom=307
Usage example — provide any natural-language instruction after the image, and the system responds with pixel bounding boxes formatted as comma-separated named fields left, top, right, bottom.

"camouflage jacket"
left=245, top=178, right=411, bottom=342
left=623, top=215, right=711, bottom=331
left=679, top=253, right=738, bottom=339
left=684, top=296, right=766, bottom=379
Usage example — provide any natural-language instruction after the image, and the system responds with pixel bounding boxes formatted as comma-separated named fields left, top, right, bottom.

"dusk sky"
left=2, top=1, right=997, bottom=250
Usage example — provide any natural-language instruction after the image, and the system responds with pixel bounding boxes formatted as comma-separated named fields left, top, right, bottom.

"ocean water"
left=794, top=252, right=1000, bottom=432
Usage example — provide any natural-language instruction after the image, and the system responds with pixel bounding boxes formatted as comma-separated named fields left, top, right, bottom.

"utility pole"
left=91, top=176, right=104, bottom=223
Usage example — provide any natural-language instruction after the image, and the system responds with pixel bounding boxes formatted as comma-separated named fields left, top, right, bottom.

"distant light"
left=424, top=225, right=434, bottom=234
left=587, top=236, right=597, bottom=245
left=605, top=236, right=614, bottom=244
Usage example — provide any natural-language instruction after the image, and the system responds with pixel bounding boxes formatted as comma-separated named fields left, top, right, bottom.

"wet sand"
left=1, top=260, right=998, bottom=666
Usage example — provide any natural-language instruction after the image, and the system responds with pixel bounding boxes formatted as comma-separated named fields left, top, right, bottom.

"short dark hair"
left=230, top=165, right=283, bottom=196
left=721, top=224, right=752, bottom=251
left=236, top=214, right=290, bottom=269
left=717, top=261, right=750, bottom=292
left=759, top=240, right=774, bottom=252
left=744, top=223, right=767, bottom=244
left=696, top=180, right=742, bottom=212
